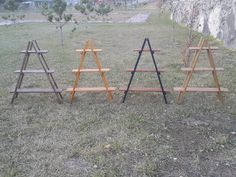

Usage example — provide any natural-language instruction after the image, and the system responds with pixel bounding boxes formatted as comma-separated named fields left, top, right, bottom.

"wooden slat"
left=181, top=68, right=224, bottom=72
left=189, top=47, right=219, bottom=50
left=126, top=68, right=166, bottom=72
left=20, top=50, right=48, bottom=53
left=66, top=87, right=116, bottom=92
left=119, top=87, right=171, bottom=92
left=72, top=68, right=110, bottom=73
left=173, top=87, right=229, bottom=92
left=10, top=88, right=62, bottom=93
left=14, top=70, right=54, bottom=73
left=133, top=49, right=161, bottom=52
left=76, top=49, right=102, bottom=52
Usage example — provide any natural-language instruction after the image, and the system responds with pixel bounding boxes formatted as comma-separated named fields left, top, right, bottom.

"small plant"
left=184, top=3, right=200, bottom=66
left=170, top=1, right=178, bottom=44
left=42, top=0, right=72, bottom=46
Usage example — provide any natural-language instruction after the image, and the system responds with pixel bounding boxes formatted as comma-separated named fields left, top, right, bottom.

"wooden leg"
left=92, top=48, right=113, bottom=101
left=206, top=42, right=224, bottom=103
left=177, top=38, right=205, bottom=103
left=70, top=42, right=88, bottom=103
left=11, top=41, right=32, bottom=103
left=31, top=42, right=62, bottom=103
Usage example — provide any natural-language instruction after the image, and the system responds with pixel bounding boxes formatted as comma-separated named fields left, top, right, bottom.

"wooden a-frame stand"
left=174, top=38, right=229, bottom=103
left=120, top=38, right=169, bottom=104
left=66, top=40, right=116, bottom=103
left=10, top=40, right=63, bottom=103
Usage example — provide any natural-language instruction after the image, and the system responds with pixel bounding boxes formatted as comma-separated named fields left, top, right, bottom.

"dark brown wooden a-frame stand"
left=10, top=40, right=63, bottom=103
left=120, top=38, right=169, bottom=104
left=66, top=40, right=116, bottom=103
left=174, top=38, right=229, bottom=103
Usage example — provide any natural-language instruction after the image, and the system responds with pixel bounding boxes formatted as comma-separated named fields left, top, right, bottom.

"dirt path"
left=0, top=12, right=151, bottom=26
left=0, top=20, right=46, bottom=26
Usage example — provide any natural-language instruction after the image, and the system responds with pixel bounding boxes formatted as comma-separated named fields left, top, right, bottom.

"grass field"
left=0, top=8, right=236, bottom=177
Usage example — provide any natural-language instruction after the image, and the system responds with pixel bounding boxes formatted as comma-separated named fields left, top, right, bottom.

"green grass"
left=0, top=10, right=236, bottom=177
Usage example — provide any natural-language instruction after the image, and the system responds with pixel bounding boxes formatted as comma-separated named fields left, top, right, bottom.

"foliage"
left=42, top=0, right=72, bottom=25
left=3, top=0, right=19, bottom=11
left=74, top=0, right=95, bottom=21
left=0, top=0, right=24, bottom=5
left=74, top=0, right=113, bottom=22
left=42, top=0, right=72, bottom=46
left=2, top=0, right=25, bottom=25
left=75, top=0, right=94, bottom=15
left=52, top=0, right=67, bottom=18
left=0, top=0, right=5, bottom=5
left=95, top=2, right=113, bottom=16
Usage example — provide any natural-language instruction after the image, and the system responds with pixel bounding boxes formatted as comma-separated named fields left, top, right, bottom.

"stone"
left=162, top=0, right=236, bottom=48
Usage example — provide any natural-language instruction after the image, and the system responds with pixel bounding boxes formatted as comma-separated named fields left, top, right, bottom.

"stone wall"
left=162, top=0, right=236, bottom=48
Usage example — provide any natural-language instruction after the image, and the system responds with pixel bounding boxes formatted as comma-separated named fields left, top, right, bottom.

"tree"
left=170, top=1, right=178, bottom=44
left=184, top=3, right=199, bottom=66
left=2, top=0, right=25, bottom=25
left=42, top=0, right=72, bottom=46
left=178, top=1, right=201, bottom=66
left=95, top=2, right=113, bottom=19
left=75, top=0, right=95, bottom=21
left=0, top=0, right=5, bottom=5
left=4, top=0, right=18, bottom=11
left=74, top=0, right=113, bottom=23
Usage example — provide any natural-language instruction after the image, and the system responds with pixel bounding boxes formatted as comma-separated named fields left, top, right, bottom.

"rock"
left=162, top=0, right=236, bottom=48
left=104, top=144, right=111, bottom=149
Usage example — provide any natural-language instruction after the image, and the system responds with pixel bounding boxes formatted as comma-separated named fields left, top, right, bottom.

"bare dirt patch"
left=125, top=13, right=150, bottom=23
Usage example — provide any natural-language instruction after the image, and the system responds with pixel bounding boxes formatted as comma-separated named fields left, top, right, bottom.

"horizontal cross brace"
left=181, top=68, right=224, bottom=72
left=72, top=68, right=110, bottom=73
left=126, top=68, right=165, bottom=72
left=119, top=87, right=171, bottom=92
left=14, top=70, right=54, bottom=73
left=133, top=49, right=160, bottom=52
left=66, top=87, right=116, bottom=92
left=10, top=88, right=62, bottom=93
left=76, top=49, right=102, bottom=52
left=20, top=50, right=48, bottom=53
left=189, top=47, right=219, bottom=50
left=173, top=87, right=229, bottom=92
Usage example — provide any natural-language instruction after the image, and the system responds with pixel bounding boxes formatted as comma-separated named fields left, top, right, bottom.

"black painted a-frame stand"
left=10, top=40, right=63, bottom=103
left=120, top=38, right=168, bottom=104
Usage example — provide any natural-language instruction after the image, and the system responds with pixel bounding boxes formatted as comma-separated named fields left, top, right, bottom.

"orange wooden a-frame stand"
left=174, top=38, right=229, bottom=103
left=66, top=40, right=116, bottom=103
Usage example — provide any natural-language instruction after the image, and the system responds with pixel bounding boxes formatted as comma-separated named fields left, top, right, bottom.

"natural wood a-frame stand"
left=174, top=38, right=228, bottom=103
left=66, top=40, right=115, bottom=103
left=120, top=38, right=169, bottom=104
left=10, top=40, right=63, bottom=103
